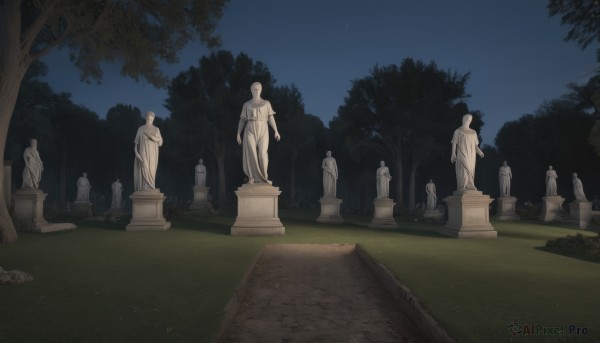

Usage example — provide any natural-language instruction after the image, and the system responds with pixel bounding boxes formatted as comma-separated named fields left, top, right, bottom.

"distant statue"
left=451, top=114, right=484, bottom=192
left=425, top=179, right=437, bottom=210
left=76, top=172, right=91, bottom=203
left=545, top=166, right=558, bottom=196
left=236, top=82, right=281, bottom=184
left=195, top=159, right=207, bottom=187
left=21, top=138, right=43, bottom=189
left=322, top=151, right=338, bottom=197
left=134, top=111, right=164, bottom=191
left=572, top=173, right=587, bottom=201
left=111, top=179, right=124, bottom=209
left=498, top=160, right=512, bottom=197
left=376, top=161, right=392, bottom=199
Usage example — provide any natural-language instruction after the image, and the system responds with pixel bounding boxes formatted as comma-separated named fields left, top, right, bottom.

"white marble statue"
left=425, top=179, right=437, bottom=210
left=545, top=166, right=558, bottom=196
left=76, top=172, right=91, bottom=203
left=134, top=111, right=164, bottom=191
left=111, top=179, right=124, bottom=209
left=451, top=114, right=484, bottom=192
left=498, top=160, right=512, bottom=197
left=21, top=138, right=43, bottom=189
left=572, top=173, right=587, bottom=201
left=195, top=159, right=207, bottom=187
left=322, top=151, right=338, bottom=197
left=376, top=161, right=392, bottom=199
left=236, top=82, right=281, bottom=184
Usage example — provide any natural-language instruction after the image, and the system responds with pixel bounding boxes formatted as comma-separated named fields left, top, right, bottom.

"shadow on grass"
left=535, top=246, right=600, bottom=264
left=170, top=216, right=231, bottom=235
left=72, top=218, right=128, bottom=231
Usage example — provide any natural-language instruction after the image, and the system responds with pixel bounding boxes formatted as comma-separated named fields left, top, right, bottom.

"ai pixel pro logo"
left=509, top=322, right=589, bottom=336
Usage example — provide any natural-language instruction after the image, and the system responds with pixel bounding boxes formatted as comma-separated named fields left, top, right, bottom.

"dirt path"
left=219, top=244, right=424, bottom=342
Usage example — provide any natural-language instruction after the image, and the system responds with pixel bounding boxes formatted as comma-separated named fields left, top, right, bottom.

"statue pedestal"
left=126, top=189, right=171, bottom=231
left=13, top=188, right=76, bottom=233
left=231, top=183, right=285, bottom=236
left=317, top=197, right=343, bottom=224
left=190, top=185, right=213, bottom=210
left=495, top=196, right=519, bottom=220
left=439, top=191, right=496, bottom=239
left=567, top=200, right=592, bottom=229
left=423, top=208, right=444, bottom=220
left=73, top=201, right=93, bottom=218
left=539, top=195, right=565, bottom=222
left=369, top=198, right=398, bottom=229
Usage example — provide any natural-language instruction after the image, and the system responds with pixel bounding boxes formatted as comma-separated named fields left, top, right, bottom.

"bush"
left=546, top=233, right=600, bottom=259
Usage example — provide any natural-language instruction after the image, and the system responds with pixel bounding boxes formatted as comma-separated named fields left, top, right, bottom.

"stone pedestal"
left=539, top=195, right=565, bottom=222
left=369, top=198, right=398, bottom=229
left=231, top=183, right=285, bottom=236
left=190, top=185, right=213, bottom=210
left=13, top=188, right=76, bottom=233
left=423, top=209, right=444, bottom=220
left=567, top=200, right=592, bottom=229
left=73, top=201, right=93, bottom=218
left=439, top=190, right=496, bottom=239
left=126, top=189, right=171, bottom=231
left=317, top=197, right=343, bottom=224
left=495, top=196, right=519, bottom=220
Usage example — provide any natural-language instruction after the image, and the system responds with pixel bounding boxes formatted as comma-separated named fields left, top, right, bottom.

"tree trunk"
left=394, top=156, right=404, bottom=209
left=0, top=2, right=28, bottom=243
left=408, top=160, right=420, bottom=210
left=216, top=147, right=227, bottom=208
left=289, top=150, right=297, bottom=203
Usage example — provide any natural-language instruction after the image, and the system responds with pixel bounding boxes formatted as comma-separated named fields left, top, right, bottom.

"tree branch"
left=21, top=0, right=61, bottom=53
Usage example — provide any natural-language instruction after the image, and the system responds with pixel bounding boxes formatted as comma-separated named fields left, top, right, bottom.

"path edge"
left=355, top=244, right=455, bottom=343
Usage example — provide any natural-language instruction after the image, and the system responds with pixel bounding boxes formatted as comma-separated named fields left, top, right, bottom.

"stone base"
left=495, top=196, right=520, bottom=220
left=126, top=189, right=171, bottom=231
left=423, top=209, right=444, bottom=220
left=440, top=190, right=496, bottom=239
left=73, top=201, right=93, bottom=218
left=567, top=200, right=592, bottom=229
left=317, top=197, right=344, bottom=224
left=231, top=183, right=285, bottom=236
left=539, top=195, right=565, bottom=222
left=369, top=198, right=398, bottom=229
left=13, top=188, right=76, bottom=233
left=190, top=185, right=213, bottom=210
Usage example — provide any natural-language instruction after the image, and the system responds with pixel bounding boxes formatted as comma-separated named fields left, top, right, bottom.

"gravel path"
left=219, top=244, right=423, bottom=342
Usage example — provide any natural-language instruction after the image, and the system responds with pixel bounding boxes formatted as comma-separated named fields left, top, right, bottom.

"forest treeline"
left=6, top=51, right=600, bottom=212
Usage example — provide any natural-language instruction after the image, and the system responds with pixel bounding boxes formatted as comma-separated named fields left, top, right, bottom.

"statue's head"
left=380, top=160, right=385, bottom=167
left=573, top=172, right=578, bottom=178
left=326, top=150, right=332, bottom=157
left=199, top=158, right=204, bottom=164
left=145, top=111, right=156, bottom=124
left=83, top=172, right=87, bottom=177
left=250, top=82, right=262, bottom=98
left=429, top=179, right=433, bottom=183
left=549, top=165, right=553, bottom=170
left=462, top=113, right=473, bottom=126
left=117, top=178, right=120, bottom=182
left=30, top=138, right=37, bottom=147
left=502, top=160, right=508, bottom=166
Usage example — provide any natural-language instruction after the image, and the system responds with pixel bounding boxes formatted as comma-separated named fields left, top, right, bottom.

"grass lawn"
left=1, top=210, right=599, bottom=342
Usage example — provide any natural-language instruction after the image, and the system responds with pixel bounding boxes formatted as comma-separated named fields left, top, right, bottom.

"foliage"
left=332, top=58, right=477, bottom=209
left=548, top=0, right=600, bottom=60
left=546, top=233, right=600, bottom=260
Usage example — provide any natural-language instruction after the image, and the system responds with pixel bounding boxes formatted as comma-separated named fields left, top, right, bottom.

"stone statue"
left=76, top=172, right=91, bottom=203
left=451, top=114, right=484, bottom=192
left=545, top=166, right=558, bottom=196
left=134, top=111, right=164, bottom=191
left=322, top=151, right=338, bottom=197
left=572, top=173, right=587, bottom=201
left=111, top=179, right=124, bottom=209
left=236, top=82, right=281, bottom=184
left=21, top=138, right=43, bottom=189
left=498, top=160, right=512, bottom=197
left=376, top=161, right=392, bottom=199
left=195, top=159, right=207, bottom=187
left=425, top=179, right=437, bottom=210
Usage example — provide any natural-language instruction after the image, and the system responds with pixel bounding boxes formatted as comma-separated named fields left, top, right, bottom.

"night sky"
left=41, top=0, right=598, bottom=145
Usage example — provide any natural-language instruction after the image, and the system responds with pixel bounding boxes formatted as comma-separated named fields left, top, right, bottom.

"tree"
left=166, top=51, right=275, bottom=207
left=0, top=0, right=228, bottom=242
left=548, top=0, right=600, bottom=60
left=333, top=58, right=473, bottom=210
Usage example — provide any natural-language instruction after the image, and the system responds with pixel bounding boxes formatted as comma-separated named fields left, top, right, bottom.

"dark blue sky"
left=42, top=0, right=597, bottom=145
